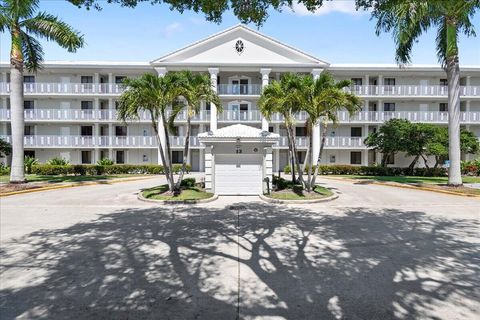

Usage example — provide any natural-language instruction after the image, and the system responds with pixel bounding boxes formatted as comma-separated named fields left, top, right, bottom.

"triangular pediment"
left=151, top=25, right=328, bottom=67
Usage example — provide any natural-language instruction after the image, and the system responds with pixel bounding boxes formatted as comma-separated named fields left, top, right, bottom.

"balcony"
left=0, top=135, right=201, bottom=148
left=0, top=82, right=125, bottom=95
left=336, top=110, right=480, bottom=123
left=347, top=85, right=480, bottom=97
left=217, top=84, right=262, bottom=95
left=218, top=110, right=262, bottom=122
left=322, top=137, right=366, bottom=149
left=275, top=137, right=310, bottom=148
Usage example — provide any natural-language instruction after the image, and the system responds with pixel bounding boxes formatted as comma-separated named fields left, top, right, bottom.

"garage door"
left=215, top=154, right=263, bottom=195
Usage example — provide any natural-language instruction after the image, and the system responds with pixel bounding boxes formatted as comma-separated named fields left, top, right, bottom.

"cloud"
left=163, top=22, right=184, bottom=38
left=289, top=1, right=368, bottom=16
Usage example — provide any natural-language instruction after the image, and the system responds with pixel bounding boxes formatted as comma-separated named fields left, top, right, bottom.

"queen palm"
left=305, top=73, right=362, bottom=189
left=1, top=0, right=84, bottom=183
left=359, top=0, right=479, bottom=186
left=259, top=73, right=306, bottom=185
left=167, top=71, right=220, bottom=190
left=118, top=73, right=182, bottom=192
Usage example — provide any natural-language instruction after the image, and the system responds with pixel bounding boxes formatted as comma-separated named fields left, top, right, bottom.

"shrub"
left=172, top=164, right=191, bottom=174
left=180, top=177, right=196, bottom=188
left=283, top=165, right=291, bottom=174
left=47, top=157, right=70, bottom=166
left=24, top=156, right=39, bottom=174
left=31, top=165, right=72, bottom=175
left=461, top=160, right=480, bottom=176
left=97, top=158, right=114, bottom=166
left=0, top=163, right=10, bottom=175
left=272, top=175, right=292, bottom=190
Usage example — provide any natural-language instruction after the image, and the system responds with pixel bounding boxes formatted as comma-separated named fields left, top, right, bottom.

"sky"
left=0, top=0, right=479, bottom=65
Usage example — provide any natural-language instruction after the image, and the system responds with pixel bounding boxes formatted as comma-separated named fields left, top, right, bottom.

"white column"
left=264, top=147, right=273, bottom=193
left=154, top=67, right=168, bottom=165
left=260, top=68, right=271, bottom=131
left=108, top=73, right=113, bottom=93
left=204, top=145, right=213, bottom=192
left=466, top=75, right=471, bottom=86
left=362, top=150, right=369, bottom=166
left=208, top=68, right=219, bottom=131
left=199, top=149, right=205, bottom=172
left=364, top=74, right=370, bottom=95
left=311, top=69, right=323, bottom=165
left=378, top=74, right=383, bottom=86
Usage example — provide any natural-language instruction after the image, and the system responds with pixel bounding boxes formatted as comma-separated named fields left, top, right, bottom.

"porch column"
left=204, top=145, right=213, bottom=192
left=364, top=74, right=369, bottom=95
left=260, top=68, right=271, bottom=131
left=199, top=149, right=205, bottom=172
left=208, top=68, right=219, bottom=131
left=108, top=123, right=114, bottom=159
left=264, top=147, right=273, bottom=193
left=362, top=150, right=369, bottom=166
left=154, top=67, right=168, bottom=165
left=311, top=68, right=323, bottom=166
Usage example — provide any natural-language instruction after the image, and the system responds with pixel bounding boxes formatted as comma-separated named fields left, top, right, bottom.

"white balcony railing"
left=275, top=137, right=310, bottom=148
left=2, top=82, right=480, bottom=97
left=334, top=110, right=480, bottom=123
left=347, top=85, right=480, bottom=97
left=217, top=84, right=262, bottom=95
left=0, top=135, right=201, bottom=148
left=323, top=137, right=366, bottom=148
left=218, top=110, right=263, bottom=122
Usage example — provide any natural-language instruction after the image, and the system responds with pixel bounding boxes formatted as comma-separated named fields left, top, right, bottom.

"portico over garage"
left=198, top=124, right=279, bottom=195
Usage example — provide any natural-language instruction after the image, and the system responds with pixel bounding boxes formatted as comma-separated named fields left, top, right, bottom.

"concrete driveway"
left=0, top=176, right=479, bottom=319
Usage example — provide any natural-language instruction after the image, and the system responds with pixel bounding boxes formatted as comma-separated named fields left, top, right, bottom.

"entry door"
left=215, top=154, right=263, bottom=195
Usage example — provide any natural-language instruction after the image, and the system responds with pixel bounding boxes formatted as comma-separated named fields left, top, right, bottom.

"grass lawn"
left=266, top=185, right=333, bottom=200
left=0, top=174, right=149, bottom=184
left=334, top=175, right=480, bottom=185
left=142, top=184, right=214, bottom=201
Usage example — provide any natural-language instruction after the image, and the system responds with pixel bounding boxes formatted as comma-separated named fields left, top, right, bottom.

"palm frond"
left=21, top=31, right=43, bottom=72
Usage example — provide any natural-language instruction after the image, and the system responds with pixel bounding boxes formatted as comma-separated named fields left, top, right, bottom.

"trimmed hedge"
left=30, top=164, right=192, bottom=176
left=283, top=164, right=447, bottom=177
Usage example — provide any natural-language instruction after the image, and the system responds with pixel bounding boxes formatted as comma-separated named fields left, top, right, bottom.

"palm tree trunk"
left=9, top=28, right=25, bottom=183
left=288, top=124, right=304, bottom=186
left=408, top=155, right=420, bottom=172
left=161, top=112, right=175, bottom=191
left=446, top=53, right=462, bottom=186
left=311, top=120, right=327, bottom=188
left=176, top=115, right=191, bottom=189
left=285, top=124, right=296, bottom=182
left=152, top=119, right=174, bottom=192
left=305, top=122, right=313, bottom=192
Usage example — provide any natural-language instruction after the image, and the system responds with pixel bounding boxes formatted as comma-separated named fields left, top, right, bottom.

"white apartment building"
left=1, top=24, right=479, bottom=174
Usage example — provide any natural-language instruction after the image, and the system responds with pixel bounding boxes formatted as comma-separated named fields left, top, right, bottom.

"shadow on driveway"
left=0, top=203, right=478, bottom=319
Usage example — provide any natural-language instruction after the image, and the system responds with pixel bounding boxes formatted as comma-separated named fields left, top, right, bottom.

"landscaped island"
left=140, top=178, right=214, bottom=202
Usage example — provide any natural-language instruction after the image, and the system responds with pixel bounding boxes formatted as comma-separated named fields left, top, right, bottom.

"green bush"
left=47, top=157, right=70, bottom=166
left=30, top=164, right=166, bottom=176
left=282, top=164, right=447, bottom=177
left=272, top=175, right=292, bottom=190
left=180, top=177, right=196, bottom=188
left=31, top=165, right=73, bottom=175
left=283, top=165, right=291, bottom=174
left=24, top=156, right=39, bottom=174
left=0, top=163, right=10, bottom=175
left=172, top=164, right=191, bottom=174
left=461, top=160, right=480, bottom=176
left=97, top=158, right=114, bottom=166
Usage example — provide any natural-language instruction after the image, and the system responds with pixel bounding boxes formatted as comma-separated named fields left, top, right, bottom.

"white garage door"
left=215, top=154, right=263, bottom=195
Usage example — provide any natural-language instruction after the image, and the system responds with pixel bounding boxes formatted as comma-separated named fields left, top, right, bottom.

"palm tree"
left=259, top=73, right=306, bottom=186
left=359, top=0, right=479, bottom=186
left=306, top=73, right=362, bottom=188
left=1, top=0, right=84, bottom=183
left=118, top=73, right=183, bottom=192
left=167, top=71, right=220, bottom=190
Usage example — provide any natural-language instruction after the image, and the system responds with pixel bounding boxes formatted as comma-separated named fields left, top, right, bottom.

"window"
left=384, top=103, right=395, bottom=112
left=296, top=152, right=305, bottom=164
left=24, top=100, right=34, bottom=110
left=329, top=155, right=336, bottom=163
left=351, top=78, right=362, bottom=86
left=439, top=103, right=448, bottom=112
left=143, top=129, right=149, bottom=136
left=81, top=76, right=93, bottom=84
left=143, top=155, right=148, bottom=162
left=23, top=76, right=35, bottom=83
left=172, top=151, right=183, bottom=163
left=385, top=153, right=395, bottom=165
left=115, top=76, right=126, bottom=84
left=81, top=151, right=92, bottom=164
left=384, top=78, right=396, bottom=86
left=116, top=151, right=125, bottom=164
left=81, top=101, right=93, bottom=110
left=440, top=79, right=448, bottom=86
left=351, top=127, right=362, bottom=137
left=24, top=150, right=35, bottom=158
left=295, top=127, right=307, bottom=137
left=81, top=126, right=93, bottom=136
left=24, top=125, right=34, bottom=136
left=268, top=126, right=274, bottom=133
left=350, top=151, right=362, bottom=165
left=115, top=101, right=119, bottom=110
left=205, top=102, right=211, bottom=111
left=115, top=126, right=127, bottom=136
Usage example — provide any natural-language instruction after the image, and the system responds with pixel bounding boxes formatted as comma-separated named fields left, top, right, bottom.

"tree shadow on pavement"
left=0, top=203, right=478, bottom=319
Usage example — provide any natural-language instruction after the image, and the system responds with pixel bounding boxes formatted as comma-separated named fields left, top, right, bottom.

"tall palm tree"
left=259, top=73, right=306, bottom=185
left=306, top=73, right=362, bottom=188
left=359, top=0, right=479, bottom=186
left=167, top=71, right=220, bottom=190
left=118, top=73, right=182, bottom=192
left=1, top=0, right=84, bottom=183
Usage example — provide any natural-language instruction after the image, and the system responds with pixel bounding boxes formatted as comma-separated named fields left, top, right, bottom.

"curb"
left=259, top=189, right=339, bottom=204
left=321, top=176, right=480, bottom=198
left=0, top=176, right=156, bottom=197
left=137, top=192, right=219, bottom=204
